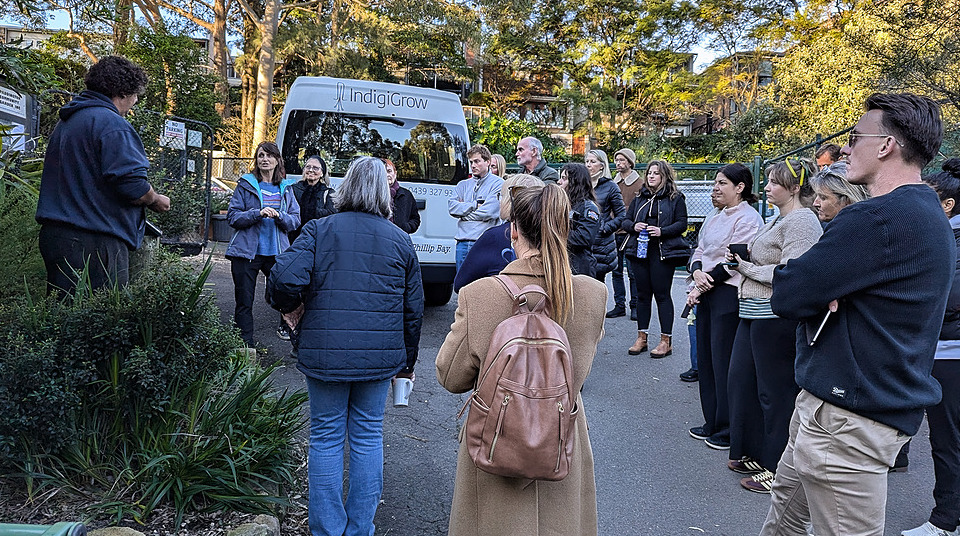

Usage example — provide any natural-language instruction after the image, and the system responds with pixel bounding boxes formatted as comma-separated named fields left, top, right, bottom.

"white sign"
left=0, top=86, right=27, bottom=119
left=187, top=129, right=202, bottom=148
left=163, top=120, right=186, bottom=139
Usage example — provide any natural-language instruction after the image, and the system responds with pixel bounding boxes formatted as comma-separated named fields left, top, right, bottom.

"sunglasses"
left=848, top=132, right=905, bottom=148
left=497, top=184, right=534, bottom=201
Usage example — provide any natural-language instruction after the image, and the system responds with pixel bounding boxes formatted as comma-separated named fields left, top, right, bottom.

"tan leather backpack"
left=457, top=275, right=577, bottom=481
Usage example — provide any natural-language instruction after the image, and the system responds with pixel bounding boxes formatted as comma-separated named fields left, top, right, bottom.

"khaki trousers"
left=759, top=390, right=910, bottom=536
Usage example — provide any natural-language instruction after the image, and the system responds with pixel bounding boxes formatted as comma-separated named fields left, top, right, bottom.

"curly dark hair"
left=84, top=56, right=148, bottom=99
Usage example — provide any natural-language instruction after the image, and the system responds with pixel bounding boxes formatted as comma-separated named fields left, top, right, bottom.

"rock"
left=225, top=522, right=269, bottom=536
left=89, top=529, right=145, bottom=536
left=252, top=515, right=280, bottom=536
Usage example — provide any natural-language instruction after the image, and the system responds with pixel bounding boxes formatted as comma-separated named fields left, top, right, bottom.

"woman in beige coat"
left=436, top=183, right=607, bottom=536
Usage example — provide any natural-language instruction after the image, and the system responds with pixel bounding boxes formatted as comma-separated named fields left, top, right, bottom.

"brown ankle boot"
left=650, top=334, right=673, bottom=358
left=628, top=331, right=648, bottom=355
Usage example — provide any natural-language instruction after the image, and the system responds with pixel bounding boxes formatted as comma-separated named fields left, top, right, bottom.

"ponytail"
left=510, top=183, right=574, bottom=324
left=539, top=185, right=573, bottom=324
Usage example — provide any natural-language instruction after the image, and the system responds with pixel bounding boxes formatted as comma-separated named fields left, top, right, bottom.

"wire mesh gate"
left=133, top=111, right=214, bottom=256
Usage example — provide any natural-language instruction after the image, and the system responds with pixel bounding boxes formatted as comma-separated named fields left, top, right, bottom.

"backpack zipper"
left=488, top=394, right=510, bottom=462
left=475, top=337, right=566, bottom=388
left=556, top=401, right=564, bottom=472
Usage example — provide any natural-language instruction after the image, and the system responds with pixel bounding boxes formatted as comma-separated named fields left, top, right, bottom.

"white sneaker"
left=901, top=522, right=960, bottom=536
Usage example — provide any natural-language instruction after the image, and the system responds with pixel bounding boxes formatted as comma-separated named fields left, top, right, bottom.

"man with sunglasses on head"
left=762, top=93, right=955, bottom=536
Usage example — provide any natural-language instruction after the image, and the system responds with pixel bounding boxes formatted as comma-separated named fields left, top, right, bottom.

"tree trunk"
left=212, top=0, right=231, bottom=119
left=330, top=0, right=340, bottom=70
left=115, top=0, right=134, bottom=47
left=251, top=0, right=280, bottom=148
left=240, top=15, right=259, bottom=158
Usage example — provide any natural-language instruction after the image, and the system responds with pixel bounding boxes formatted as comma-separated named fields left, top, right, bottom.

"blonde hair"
left=491, top=154, right=508, bottom=178
left=510, top=184, right=573, bottom=324
left=587, top=149, right=612, bottom=179
left=499, top=173, right=544, bottom=221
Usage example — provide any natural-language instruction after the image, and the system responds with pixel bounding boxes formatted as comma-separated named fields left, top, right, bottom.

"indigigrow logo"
left=335, top=82, right=430, bottom=112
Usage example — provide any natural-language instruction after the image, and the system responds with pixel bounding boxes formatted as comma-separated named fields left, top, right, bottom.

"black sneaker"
left=277, top=327, right=291, bottom=341
left=689, top=426, right=710, bottom=440
left=680, top=368, right=699, bottom=382
left=630, top=309, right=637, bottom=321
left=606, top=306, right=626, bottom=318
left=705, top=436, right=731, bottom=450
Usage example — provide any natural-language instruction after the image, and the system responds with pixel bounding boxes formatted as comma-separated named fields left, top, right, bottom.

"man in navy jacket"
left=36, top=56, right=170, bottom=296
left=761, top=94, right=956, bottom=536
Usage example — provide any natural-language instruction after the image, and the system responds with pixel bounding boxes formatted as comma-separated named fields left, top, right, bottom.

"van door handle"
left=416, top=199, right=426, bottom=211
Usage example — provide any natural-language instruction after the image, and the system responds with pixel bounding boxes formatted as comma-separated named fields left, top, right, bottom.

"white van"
left=277, top=76, right=469, bottom=306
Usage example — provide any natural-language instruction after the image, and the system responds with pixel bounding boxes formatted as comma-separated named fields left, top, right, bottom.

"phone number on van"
left=407, top=186, right=455, bottom=198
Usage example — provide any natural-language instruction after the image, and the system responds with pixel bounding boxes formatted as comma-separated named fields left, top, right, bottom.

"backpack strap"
left=494, top=275, right=550, bottom=315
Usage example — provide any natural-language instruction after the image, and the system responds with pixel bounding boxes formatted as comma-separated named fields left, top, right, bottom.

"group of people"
left=224, top=146, right=420, bottom=349
left=441, top=96, right=960, bottom=536
left=33, top=54, right=958, bottom=536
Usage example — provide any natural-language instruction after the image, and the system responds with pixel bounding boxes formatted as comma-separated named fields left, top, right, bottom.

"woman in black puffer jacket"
left=559, top=163, right=600, bottom=277
left=585, top=149, right=626, bottom=280
left=290, top=155, right=336, bottom=243
left=620, top=160, right=689, bottom=358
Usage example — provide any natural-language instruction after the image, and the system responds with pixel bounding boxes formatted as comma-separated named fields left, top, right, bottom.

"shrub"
left=468, top=112, right=568, bottom=164
left=0, top=251, right=307, bottom=526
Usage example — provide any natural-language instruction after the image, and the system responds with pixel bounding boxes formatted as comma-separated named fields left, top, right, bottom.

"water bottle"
left=636, top=229, right=649, bottom=259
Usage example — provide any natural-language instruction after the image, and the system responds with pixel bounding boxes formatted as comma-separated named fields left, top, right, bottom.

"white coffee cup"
left=393, top=378, right=413, bottom=407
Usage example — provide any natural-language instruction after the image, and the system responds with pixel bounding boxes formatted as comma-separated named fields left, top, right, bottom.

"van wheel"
left=424, top=283, right=453, bottom=307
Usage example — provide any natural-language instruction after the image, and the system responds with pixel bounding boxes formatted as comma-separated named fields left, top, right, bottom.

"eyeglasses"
left=848, top=132, right=905, bottom=148
left=303, top=165, right=322, bottom=172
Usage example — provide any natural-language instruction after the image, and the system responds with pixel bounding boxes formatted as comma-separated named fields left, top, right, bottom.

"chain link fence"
left=133, top=111, right=214, bottom=255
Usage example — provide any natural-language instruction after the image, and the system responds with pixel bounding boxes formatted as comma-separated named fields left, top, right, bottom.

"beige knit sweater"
left=735, top=207, right=823, bottom=300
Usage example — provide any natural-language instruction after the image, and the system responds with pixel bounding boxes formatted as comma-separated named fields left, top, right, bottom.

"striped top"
left=739, top=297, right=776, bottom=319
left=258, top=182, right=282, bottom=256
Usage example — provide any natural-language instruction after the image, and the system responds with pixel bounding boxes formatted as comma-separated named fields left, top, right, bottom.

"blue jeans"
left=306, top=377, right=390, bottom=536
left=456, top=240, right=476, bottom=272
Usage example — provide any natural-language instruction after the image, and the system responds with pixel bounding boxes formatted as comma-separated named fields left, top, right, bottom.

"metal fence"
left=133, top=111, right=215, bottom=255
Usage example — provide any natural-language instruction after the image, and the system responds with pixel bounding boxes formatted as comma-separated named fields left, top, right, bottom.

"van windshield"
left=281, top=110, right=469, bottom=184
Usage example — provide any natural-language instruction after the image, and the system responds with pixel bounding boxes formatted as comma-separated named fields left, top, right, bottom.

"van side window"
left=282, top=110, right=469, bottom=184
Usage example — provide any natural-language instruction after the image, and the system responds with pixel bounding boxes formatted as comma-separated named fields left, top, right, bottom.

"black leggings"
left=695, top=284, right=739, bottom=443
left=728, top=316, right=800, bottom=471
left=230, top=255, right=276, bottom=346
left=928, top=359, right=960, bottom=531
left=629, top=254, right=677, bottom=335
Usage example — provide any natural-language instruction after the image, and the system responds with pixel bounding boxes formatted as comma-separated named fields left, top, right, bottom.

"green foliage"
left=118, top=26, right=223, bottom=130
left=0, top=252, right=306, bottom=525
left=0, top=127, right=45, bottom=299
left=714, top=103, right=802, bottom=161
left=147, top=167, right=208, bottom=241
left=468, top=112, right=568, bottom=163
left=0, top=42, right=65, bottom=95
left=0, top=187, right=45, bottom=300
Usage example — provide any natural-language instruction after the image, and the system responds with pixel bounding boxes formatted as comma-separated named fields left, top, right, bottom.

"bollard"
left=0, top=523, right=86, bottom=536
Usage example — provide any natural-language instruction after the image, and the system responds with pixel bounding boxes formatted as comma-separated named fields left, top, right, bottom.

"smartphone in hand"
left=729, top=243, right=750, bottom=262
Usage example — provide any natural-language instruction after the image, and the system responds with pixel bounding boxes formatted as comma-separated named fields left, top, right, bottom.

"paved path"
left=204, top=249, right=936, bottom=535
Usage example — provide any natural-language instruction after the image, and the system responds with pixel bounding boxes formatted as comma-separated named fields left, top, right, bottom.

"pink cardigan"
left=690, top=201, right=763, bottom=288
